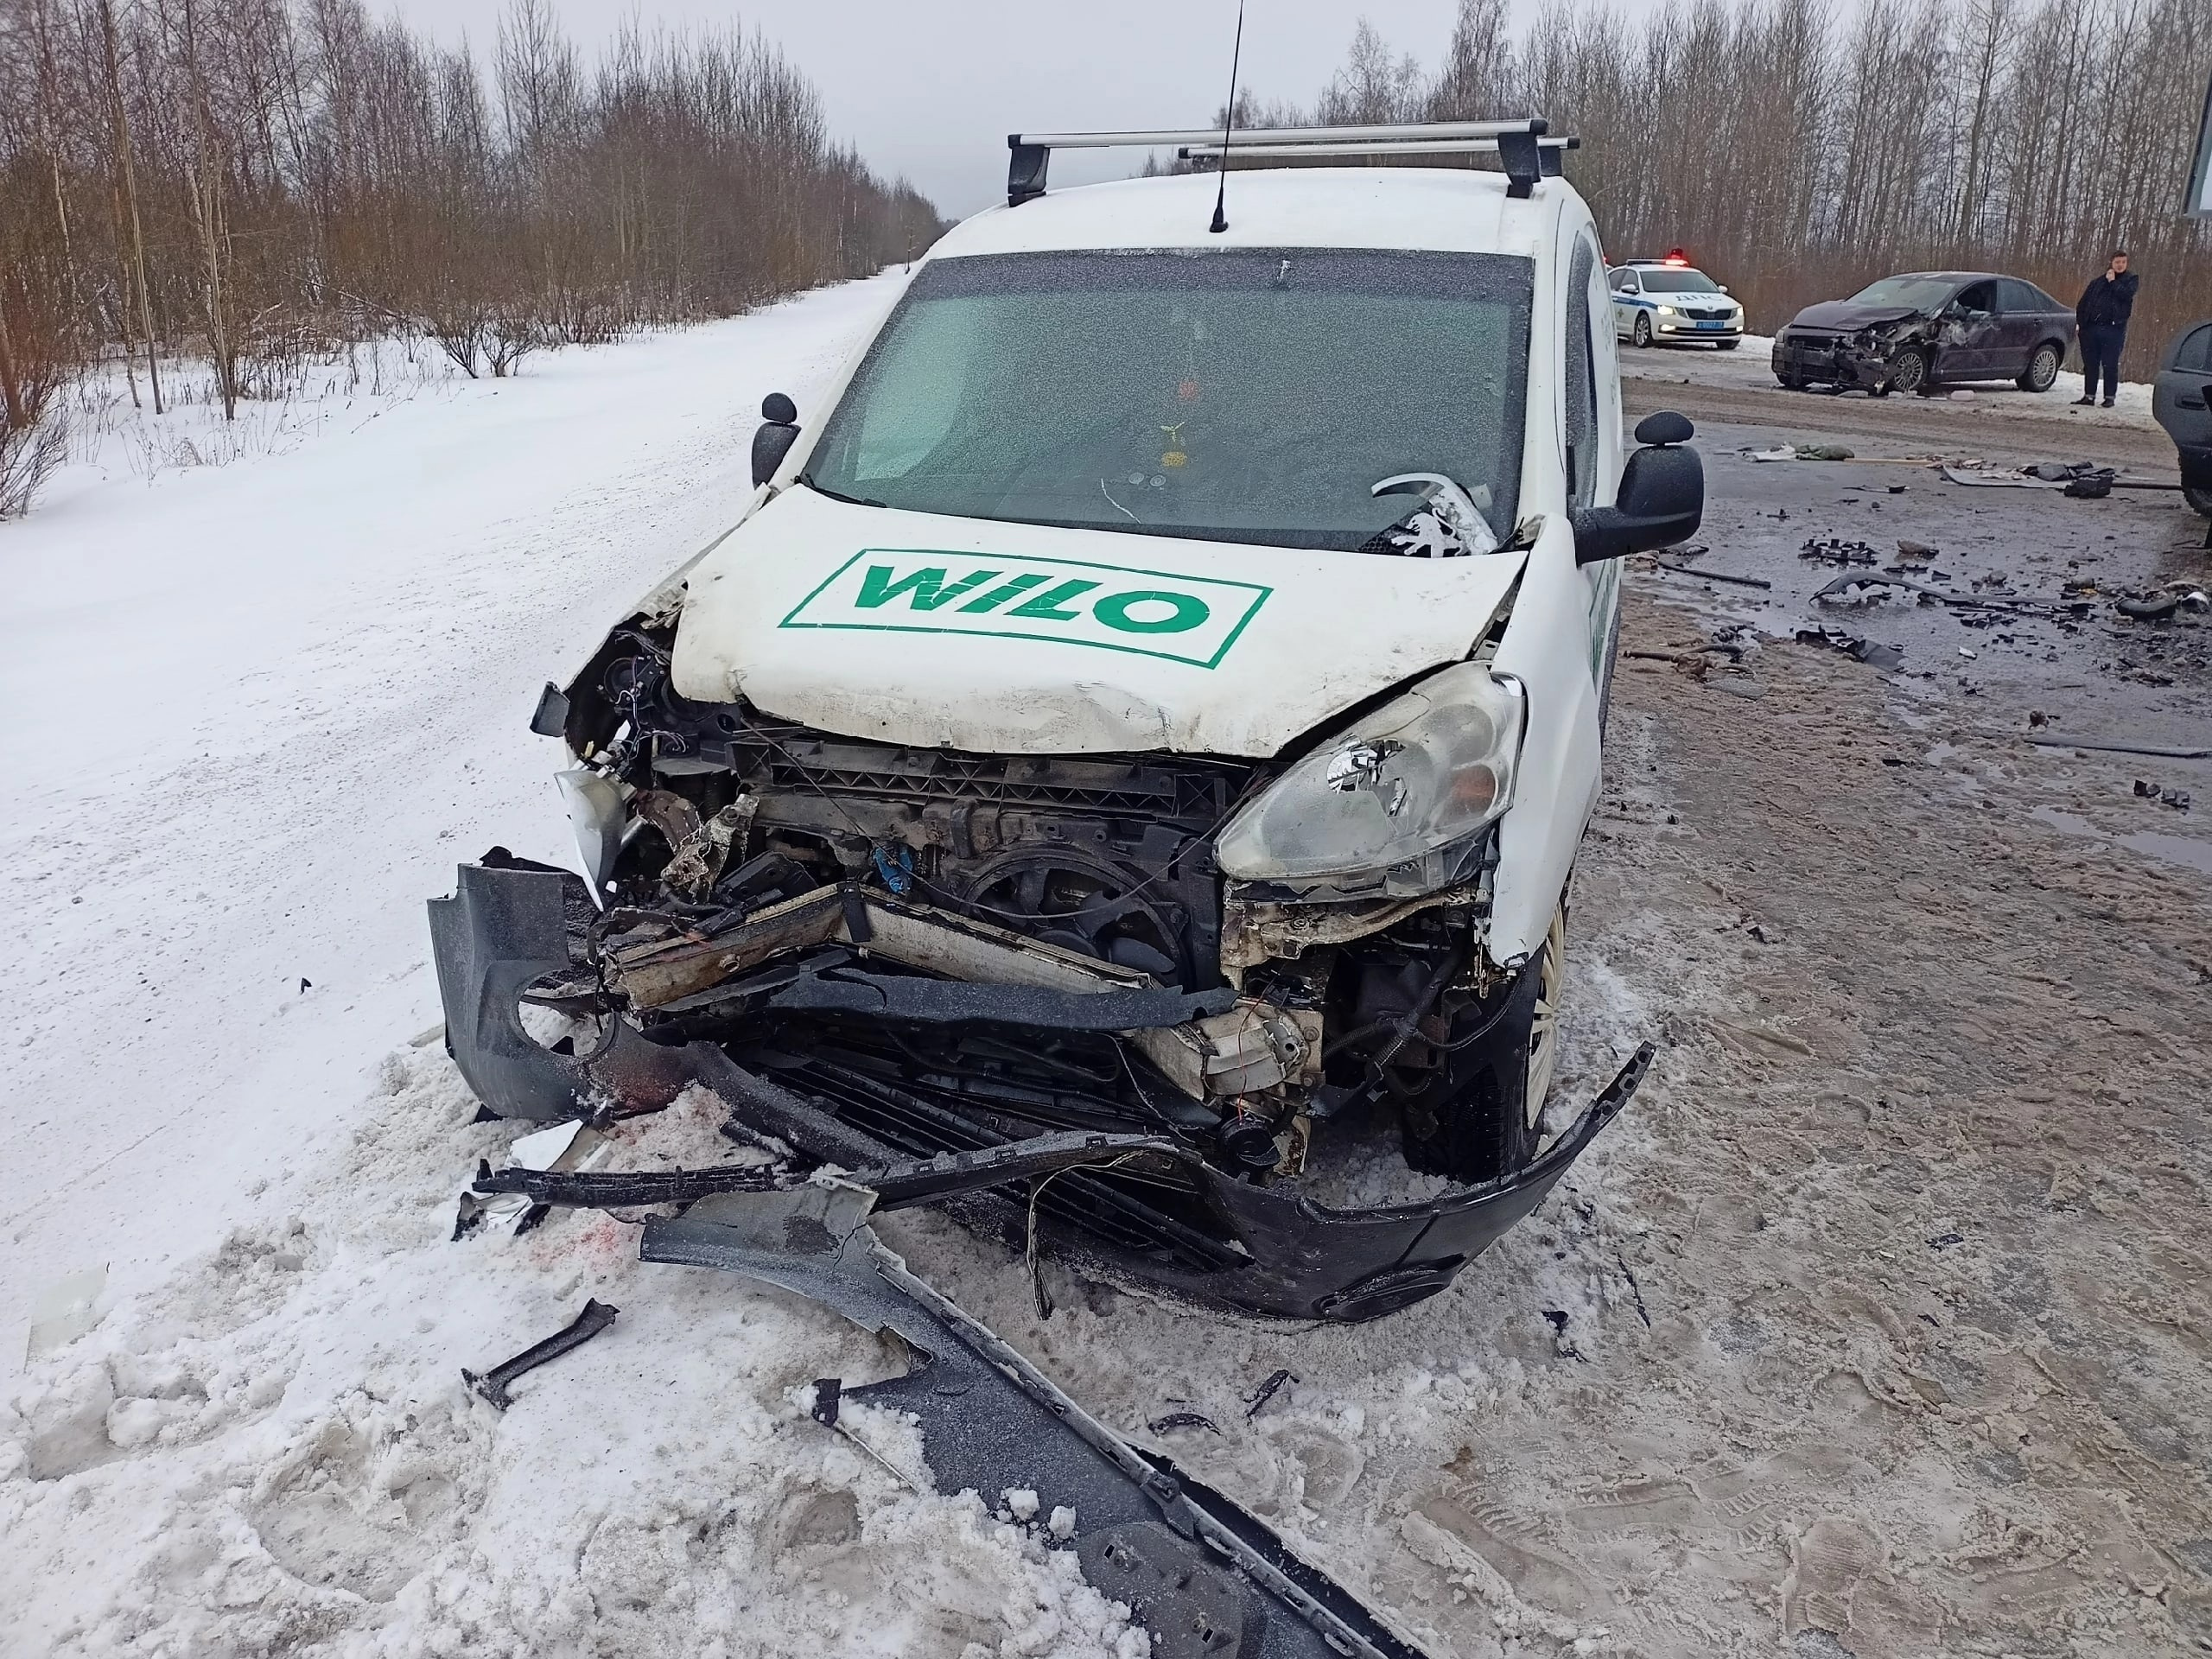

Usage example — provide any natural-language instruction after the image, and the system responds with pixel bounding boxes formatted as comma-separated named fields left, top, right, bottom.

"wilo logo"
left=779, top=550, right=1272, bottom=669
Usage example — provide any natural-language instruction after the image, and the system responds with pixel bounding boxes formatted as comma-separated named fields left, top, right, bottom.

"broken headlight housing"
left=1217, top=664, right=1523, bottom=896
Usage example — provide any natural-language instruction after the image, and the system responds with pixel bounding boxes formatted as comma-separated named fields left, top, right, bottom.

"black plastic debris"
left=1147, top=1411, right=1222, bottom=1436
left=1649, top=553, right=1770, bottom=589
left=1796, top=626, right=1904, bottom=671
left=2135, top=780, right=2194, bottom=810
left=1244, top=1368, right=1297, bottom=1421
left=2117, top=594, right=2182, bottom=622
left=643, top=1187, right=1433, bottom=1658
left=810, top=1376, right=842, bottom=1427
left=463, top=1298, right=619, bottom=1410
left=1800, top=537, right=1878, bottom=566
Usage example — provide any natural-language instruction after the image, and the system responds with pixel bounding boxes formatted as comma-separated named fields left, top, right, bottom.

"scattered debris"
left=640, top=1186, right=1432, bottom=1658
left=1813, top=571, right=2082, bottom=617
left=2024, top=735, right=2212, bottom=760
left=1244, top=1367, right=1298, bottom=1420
left=1745, top=442, right=1857, bottom=462
left=1796, top=626, right=1904, bottom=671
left=1956, top=646, right=1978, bottom=659
left=2135, top=780, right=2194, bottom=810
left=2116, top=594, right=2181, bottom=621
left=1800, top=537, right=1878, bottom=566
left=1147, top=1411, right=1222, bottom=1436
left=462, top=1298, right=620, bottom=1410
left=1649, top=553, right=1771, bottom=588
left=454, top=1117, right=608, bottom=1240
left=810, top=1376, right=842, bottom=1427
left=1895, top=540, right=1937, bottom=562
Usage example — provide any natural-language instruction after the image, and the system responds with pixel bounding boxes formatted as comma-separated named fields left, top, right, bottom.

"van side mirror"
left=752, top=392, right=800, bottom=487
left=1572, top=410, right=1703, bottom=565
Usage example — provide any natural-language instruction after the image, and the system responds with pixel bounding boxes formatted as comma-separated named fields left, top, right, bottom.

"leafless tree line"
left=0, top=0, right=942, bottom=513
left=1228, top=0, right=2212, bottom=375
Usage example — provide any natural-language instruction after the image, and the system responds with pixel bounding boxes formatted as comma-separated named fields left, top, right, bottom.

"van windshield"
left=803, top=249, right=1532, bottom=553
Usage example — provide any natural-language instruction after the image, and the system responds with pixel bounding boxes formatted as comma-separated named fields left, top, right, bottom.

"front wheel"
left=2185, top=481, right=2212, bottom=518
left=1398, top=900, right=1566, bottom=1182
left=1885, top=346, right=1929, bottom=395
left=1632, top=313, right=1653, bottom=348
left=2017, top=342, right=2062, bottom=392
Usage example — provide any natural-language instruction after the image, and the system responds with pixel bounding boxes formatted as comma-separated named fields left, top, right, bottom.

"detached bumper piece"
left=431, top=861, right=1652, bottom=1321
left=639, top=1179, right=1433, bottom=1659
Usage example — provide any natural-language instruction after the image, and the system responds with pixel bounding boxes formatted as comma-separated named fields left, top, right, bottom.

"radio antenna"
left=1208, top=0, right=1245, bottom=233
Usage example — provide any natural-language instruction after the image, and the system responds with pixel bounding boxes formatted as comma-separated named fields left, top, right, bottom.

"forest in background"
left=1223, top=0, right=2212, bottom=377
left=0, top=0, right=941, bottom=512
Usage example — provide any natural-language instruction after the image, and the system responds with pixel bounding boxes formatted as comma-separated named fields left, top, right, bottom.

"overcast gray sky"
left=385, top=1, right=1507, bottom=219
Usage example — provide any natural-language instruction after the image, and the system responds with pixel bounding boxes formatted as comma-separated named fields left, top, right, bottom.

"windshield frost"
left=804, top=250, right=1531, bottom=553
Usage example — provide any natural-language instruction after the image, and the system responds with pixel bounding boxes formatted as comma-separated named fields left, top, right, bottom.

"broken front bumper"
left=429, top=861, right=1648, bottom=1322
left=1772, top=331, right=1891, bottom=388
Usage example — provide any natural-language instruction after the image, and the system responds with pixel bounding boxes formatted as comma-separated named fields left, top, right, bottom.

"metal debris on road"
left=462, top=1298, right=620, bottom=1410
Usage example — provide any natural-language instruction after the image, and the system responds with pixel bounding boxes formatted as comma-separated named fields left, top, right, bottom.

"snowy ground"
left=7, top=275, right=2210, bottom=1657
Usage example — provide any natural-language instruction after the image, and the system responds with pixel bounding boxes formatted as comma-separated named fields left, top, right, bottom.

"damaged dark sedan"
left=430, top=157, right=1679, bottom=1325
left=1772, top=271, right=2075, bottom=396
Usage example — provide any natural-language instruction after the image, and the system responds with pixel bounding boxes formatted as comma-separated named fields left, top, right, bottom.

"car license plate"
left=1694, top=321, right=1726, bottom=330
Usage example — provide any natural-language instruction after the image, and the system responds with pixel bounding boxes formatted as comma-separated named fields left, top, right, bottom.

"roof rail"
left=1005, top=118, right=1560, bottom=207
left=1179, top=134, right=1580, bottom=181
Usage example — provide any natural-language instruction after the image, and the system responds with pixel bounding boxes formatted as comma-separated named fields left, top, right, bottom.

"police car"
left=1610, top=251, right=1744, bottom=348
left=431, top=119, right=1700, bottom=1323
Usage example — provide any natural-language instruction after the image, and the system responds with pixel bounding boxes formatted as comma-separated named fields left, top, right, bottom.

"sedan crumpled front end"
left=1771, top=315, right=1932, bottom=389
left=429, top=598, right=1649, bottom=1322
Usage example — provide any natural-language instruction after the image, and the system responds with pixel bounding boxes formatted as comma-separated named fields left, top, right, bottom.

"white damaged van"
left=431, top=120, right=1703, bottom=1321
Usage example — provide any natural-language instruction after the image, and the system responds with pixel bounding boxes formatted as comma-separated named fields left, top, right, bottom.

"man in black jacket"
left=2075, top=251, right=2138, bottom=408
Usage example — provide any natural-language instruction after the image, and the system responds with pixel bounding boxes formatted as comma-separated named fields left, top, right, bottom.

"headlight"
left=1217, top=664, right=1524, bottom=894
left=1656, top=304, right=1677, bottom=316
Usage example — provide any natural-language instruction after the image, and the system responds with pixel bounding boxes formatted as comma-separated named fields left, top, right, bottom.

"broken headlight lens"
left=1217, top=664, right=1523, bottom=893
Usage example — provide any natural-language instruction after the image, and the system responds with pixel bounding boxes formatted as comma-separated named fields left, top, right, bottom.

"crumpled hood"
left=1785, top=300, right=1925, bottom=334
left=670, top=486, right=1527, bottom=758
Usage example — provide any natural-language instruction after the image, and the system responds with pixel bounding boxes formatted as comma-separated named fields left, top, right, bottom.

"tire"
left=1632, top=313, right=1653, bottom=348
left=1397, top=900, right=1566, bottom=1183
left=2185, top=481, right=2212, bottom=518
left=1716, top=339, right=1739, bottom=351
left=2017, top=342, right=2062, bottom=392
left=1777, top=372, right=1807, bottom=390
left=1885, top=347, right=1929, bottom=395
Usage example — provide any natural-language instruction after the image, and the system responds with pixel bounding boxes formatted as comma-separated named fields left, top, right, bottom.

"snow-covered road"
left=0, top=276, right=899, bottom=1351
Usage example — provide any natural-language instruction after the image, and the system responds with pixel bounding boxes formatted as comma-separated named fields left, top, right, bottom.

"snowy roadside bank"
left=0, top=276, right=904, bottom=1352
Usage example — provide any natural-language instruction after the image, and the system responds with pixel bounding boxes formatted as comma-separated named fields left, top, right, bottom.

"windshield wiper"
left=801, top=479, right=889, bottom=509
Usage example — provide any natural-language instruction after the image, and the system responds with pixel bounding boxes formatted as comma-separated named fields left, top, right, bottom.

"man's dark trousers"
left=2081, top=323, right=2125, bottom=401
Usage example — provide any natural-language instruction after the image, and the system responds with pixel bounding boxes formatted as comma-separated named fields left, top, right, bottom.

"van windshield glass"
left=803, top=249, right=1532, bottom=553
